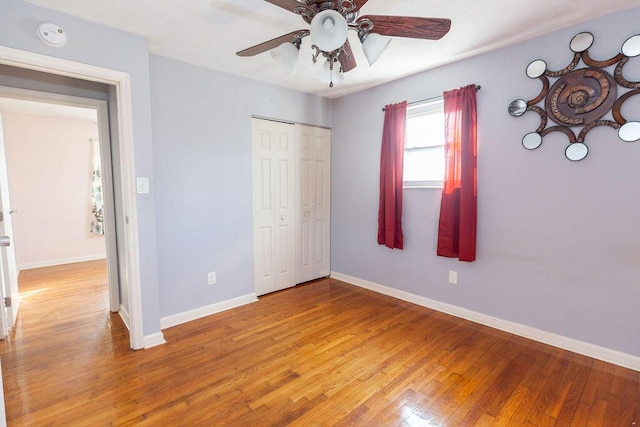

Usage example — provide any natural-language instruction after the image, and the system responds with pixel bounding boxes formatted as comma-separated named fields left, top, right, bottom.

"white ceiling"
left=22, top=0, right=640, bottom=99
left=0, top=97, right=97, bottom=122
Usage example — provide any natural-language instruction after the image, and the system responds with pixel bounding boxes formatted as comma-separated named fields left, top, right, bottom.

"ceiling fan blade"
left=236, top=30, right=308, bottom=57
left=339, top=40, right=357, bottom=72
left=351, top=0, right=368, bottom=12
left=358, top=15, right=451, bottom=40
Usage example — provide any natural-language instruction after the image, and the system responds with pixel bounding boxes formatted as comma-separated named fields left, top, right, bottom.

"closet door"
left=295, top=124, right=331, bottom=284
left=252, top=118, right=295, bottom=296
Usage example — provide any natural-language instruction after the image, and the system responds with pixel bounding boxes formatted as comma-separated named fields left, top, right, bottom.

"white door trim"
left=0, top=46, right=144, bottom=349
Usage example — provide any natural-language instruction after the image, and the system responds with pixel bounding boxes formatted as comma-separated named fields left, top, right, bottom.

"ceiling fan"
left=236, top=0, right=451, bottom=87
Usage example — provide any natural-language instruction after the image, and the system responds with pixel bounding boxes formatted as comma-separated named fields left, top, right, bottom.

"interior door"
left=0, top=113, right=18, bottom=330
left=0, top=235, right=8, bottom=339
left=295, top=124, right=331, bottom=284
left=252, top=118, right=295, bottom=296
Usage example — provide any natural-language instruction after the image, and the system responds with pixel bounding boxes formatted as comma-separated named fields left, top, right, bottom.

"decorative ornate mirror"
left=509, top=32, right=640, bottom=161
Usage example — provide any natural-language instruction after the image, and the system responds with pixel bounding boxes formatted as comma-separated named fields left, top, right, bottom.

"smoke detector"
left=37, top=23, right=67, bottom=47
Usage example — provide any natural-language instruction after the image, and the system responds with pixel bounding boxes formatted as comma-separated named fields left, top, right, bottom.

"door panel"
left=252, top=119, right=295, bottom=296
left=259, top=227, right=273, bottom=278
left=295, top=124, right=331, bottom=284
left=313, top=127, right=331, bottom=279
left=315, top=219, right=326, bottom=264
left=0, top=113, right=18, bottom=330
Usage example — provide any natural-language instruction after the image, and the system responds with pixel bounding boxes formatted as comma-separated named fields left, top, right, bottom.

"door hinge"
left=4, top=297, right=11, bottom=307
left=0, top=212, right=3, bottom=222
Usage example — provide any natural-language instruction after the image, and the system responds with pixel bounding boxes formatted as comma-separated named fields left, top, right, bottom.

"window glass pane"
left=404, top=99, right=445, bottom=185
left=403, top=147, right=445, bottom=182
left=406, top=110, right=445, bottom=149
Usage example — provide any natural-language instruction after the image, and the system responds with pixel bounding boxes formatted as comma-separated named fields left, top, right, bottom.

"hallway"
left=0, top=260, right=130, bottom=424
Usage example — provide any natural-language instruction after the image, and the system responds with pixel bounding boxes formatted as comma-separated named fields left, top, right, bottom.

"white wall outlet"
left=207, top=272, right=217, bottom=285
left=449, top=270, right=458, bottom=285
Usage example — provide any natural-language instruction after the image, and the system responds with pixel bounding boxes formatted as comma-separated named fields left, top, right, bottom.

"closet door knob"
left=304, top=211, right=310, bottom=217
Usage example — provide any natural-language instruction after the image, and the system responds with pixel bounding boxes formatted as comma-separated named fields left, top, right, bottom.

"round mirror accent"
left=618, top=121, right=640, bottom=142
left=622, top=34, right=640, bottom=57
left=526, top=60, right=547, bottom=78
left=565, top=142, right=588, bottom=161
left=522, top=132, right=543, bottom=150
left=508, top=99, right=527, bottom=117
left=570, top=32, right=594, bottom=53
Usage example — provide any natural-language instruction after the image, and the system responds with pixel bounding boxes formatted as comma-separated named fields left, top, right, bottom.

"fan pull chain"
left=329, top=59, right=334, bottom=88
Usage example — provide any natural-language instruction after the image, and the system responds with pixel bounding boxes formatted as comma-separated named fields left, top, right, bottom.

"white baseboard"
left=330, top=271, right=640, bottom=373
left=119, top=304, right=165, bottom=348
left=18, top=254, right=107, bottom=271
left=118, top=303, right=131, bottom=331
left=160, top=293, right=259, bottom=330
left=143, top=332, right=166, bottom=349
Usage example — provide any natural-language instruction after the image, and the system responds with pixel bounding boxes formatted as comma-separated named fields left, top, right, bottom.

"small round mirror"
left=522, top=132, right=543, bottom=150
left=570, top=32, right=594, bottom=53
left=526, top=60, right=547, bottom=78
left=565, top=142, right=588, bottom=161
left=508, top=99, right=527, bottom=117
left=622, top=34, right=640, bottom=57
left=618, top=121, right=640, bottom=142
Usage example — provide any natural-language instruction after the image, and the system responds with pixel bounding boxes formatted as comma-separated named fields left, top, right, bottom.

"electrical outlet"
left=207, top=272, right=217, bottom=285
left=448, top=270, right=458, bottom=285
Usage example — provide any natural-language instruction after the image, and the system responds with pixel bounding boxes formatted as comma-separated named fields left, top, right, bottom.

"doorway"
left=0, top=91, right=120, bottom=336
left=0, top=46, right=145, bottom=349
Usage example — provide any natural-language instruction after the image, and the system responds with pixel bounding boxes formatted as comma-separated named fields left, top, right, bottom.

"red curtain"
left=437, top=85, right=477, bottom=261
left=377, top=101, right=407, bottom=249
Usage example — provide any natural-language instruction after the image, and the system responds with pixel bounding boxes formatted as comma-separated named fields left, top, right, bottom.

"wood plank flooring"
left=1, top=261, right=638, bottom=425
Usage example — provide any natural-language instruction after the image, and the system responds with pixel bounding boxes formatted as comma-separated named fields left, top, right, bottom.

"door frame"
left=0, top=46, right=144, bottom=349
left=0, top=87, right=121, bottom=314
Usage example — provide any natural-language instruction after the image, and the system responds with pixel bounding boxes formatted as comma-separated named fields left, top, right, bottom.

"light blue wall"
left=149, top=55, right=332, bottom=317
left=0, top=0, right=161, bottom=335
left=331, top=8, right=640, bottom=357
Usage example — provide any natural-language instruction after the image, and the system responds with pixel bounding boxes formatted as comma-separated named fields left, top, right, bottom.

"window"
left=403, top=98, right=445, bottom=188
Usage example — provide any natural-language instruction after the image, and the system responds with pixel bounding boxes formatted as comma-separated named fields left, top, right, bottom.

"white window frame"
left=403, top=98, right=445, bottom=189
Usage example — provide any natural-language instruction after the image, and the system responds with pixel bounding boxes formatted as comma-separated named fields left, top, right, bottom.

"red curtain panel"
left=377, top=101, right=407, bottom=249
left=437, top=85, right=477, bottom=261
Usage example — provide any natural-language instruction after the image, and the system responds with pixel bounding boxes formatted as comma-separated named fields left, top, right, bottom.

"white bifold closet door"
left=295, top=124, right=331, bottom=284
left=252, top=118, right=331, bottom=296
left=252, top=119, right=296, bottom=296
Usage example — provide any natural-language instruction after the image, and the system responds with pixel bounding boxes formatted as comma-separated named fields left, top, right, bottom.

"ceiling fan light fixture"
left=310, top=9, right=349, bottom=52
left=270, top=41, right=300, bottom=73
left=361, top=32, right=391, bottom=66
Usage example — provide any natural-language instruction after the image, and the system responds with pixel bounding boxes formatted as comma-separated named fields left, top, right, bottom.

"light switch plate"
left=136, top=177, right=150, bottom=194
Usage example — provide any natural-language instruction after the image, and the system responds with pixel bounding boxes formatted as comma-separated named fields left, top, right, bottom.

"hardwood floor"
left=1, top=261, right=638, bottom=425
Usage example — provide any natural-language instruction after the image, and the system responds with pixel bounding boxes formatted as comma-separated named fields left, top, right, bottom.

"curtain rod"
left=382, top=85, right=481, bottom=112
